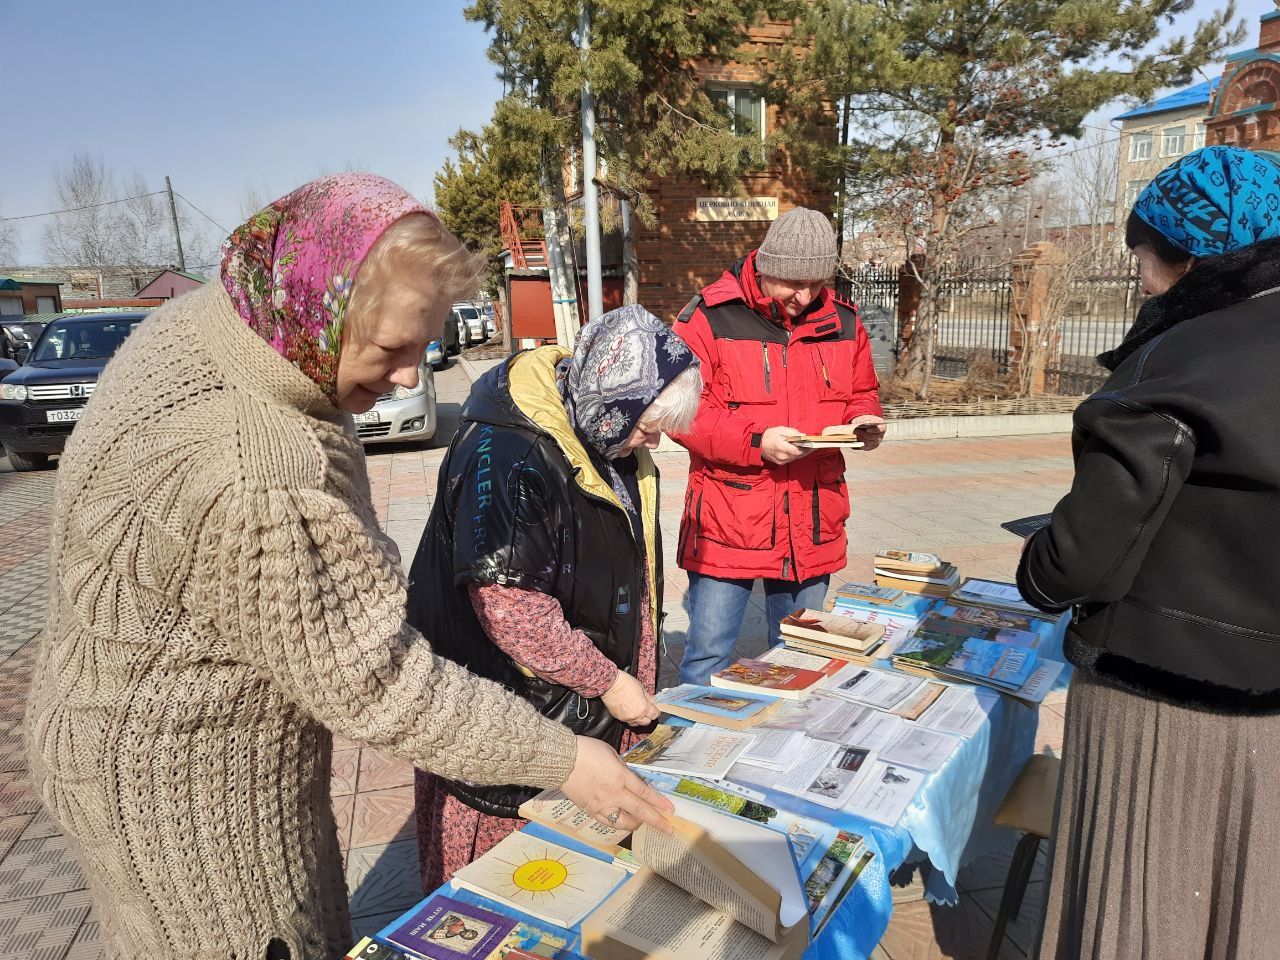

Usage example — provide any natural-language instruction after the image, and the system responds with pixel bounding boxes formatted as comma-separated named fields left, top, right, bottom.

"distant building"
left=0, top=277, right=63, bottom=316
left=0, top=264, right=171, bottom=304
left=1112, top=79, right=1215, bottom=226
left=1207, top=11, right=1280, bottom=151
left=135, top=268, right=205, bottom=301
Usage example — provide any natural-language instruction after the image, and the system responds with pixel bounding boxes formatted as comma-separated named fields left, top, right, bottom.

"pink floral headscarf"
left=220, top=173, right=430, bottom=403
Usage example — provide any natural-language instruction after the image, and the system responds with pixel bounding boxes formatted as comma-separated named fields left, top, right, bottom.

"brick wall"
left=0, top=264, right=169, bottom=303
left=634, top=19, right=836, bottom=321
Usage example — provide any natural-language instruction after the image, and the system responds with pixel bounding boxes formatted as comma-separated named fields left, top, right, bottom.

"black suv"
left=0, top=312, right=147, bottom=471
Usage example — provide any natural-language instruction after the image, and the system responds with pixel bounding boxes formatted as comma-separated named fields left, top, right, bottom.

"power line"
left=2, top=191, right=167, bottom=221
left=174, top=192, right=231, bottom=234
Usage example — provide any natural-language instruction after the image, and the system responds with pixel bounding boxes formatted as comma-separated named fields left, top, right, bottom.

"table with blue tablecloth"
left=369, top=625, right=1070, bottom=960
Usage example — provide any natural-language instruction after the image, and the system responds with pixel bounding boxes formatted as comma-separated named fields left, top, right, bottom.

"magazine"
left=829, top=580, right=903, bottom=604
left=913, top=612, right=1045, bottom=650
left=950, top=578, right=1041, bottom=614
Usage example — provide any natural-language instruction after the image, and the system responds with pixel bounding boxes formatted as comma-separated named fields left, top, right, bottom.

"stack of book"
left=873, top=551, right=960, bottom=598
left=892, top=617, right=1039, bottom=694
left=778, top=608, right=887, bottom=663
left=828, top=580, right=938, bottom=651
left=652, top=684, right=783, bottom=730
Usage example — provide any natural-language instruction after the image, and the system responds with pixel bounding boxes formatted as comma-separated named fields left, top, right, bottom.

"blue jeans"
left=678, top=572, right=831, bottom=686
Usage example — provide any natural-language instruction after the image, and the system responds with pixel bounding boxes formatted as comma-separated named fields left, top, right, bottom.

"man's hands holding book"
left=561, top=736, right=674, bottom=834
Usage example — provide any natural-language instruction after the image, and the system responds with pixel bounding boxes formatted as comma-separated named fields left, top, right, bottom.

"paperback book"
left=950, top=578, right=1041, bottom=614
left=450, top=831, right=627, bottom=930
left=913, top=613, right=1045, bottom=650
left=874, top=564, right=960, bottom=597
left=933, top=602, right=1059, bottom=641
left=517, top=788, right=633, bottom=862
left=893, top=629, right=1039, bottom=692
left=754, top=644, right=848, bottom=678
left=378, top=893, right=563, bottom=960
left=654, top=684, right=782, bottom=730
left=873, top=550, right=946, bottom=574
left=346, top=938, right=408, bottom=960
left=710, top=658, right=830, bottom=701
left=624, top=723, right=756, bottom=781
left=779, top=609, right=886, bottom=658
left=787, top=430, right=865, bottom=449
left=830, top=580, right=903, bottom=604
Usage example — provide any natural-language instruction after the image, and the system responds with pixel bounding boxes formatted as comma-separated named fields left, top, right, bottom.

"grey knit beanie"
left=755, top=207, right=839, bottom=281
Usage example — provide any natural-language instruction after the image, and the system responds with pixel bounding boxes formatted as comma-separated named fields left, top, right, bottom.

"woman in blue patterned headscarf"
left=1022, top=144, right=1280, bottom=959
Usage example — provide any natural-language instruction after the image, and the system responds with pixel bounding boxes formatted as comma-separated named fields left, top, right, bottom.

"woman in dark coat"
left=1019, top=146, right=1280, bottom=959
left=406, top=305, right=702, bottom=890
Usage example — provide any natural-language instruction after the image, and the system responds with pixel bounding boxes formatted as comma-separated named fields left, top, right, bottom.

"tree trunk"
left=622, top=199, right=639, bottom=306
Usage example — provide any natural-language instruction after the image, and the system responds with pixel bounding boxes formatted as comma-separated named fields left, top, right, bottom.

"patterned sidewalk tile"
left=0, top=889, right=91, bottom=960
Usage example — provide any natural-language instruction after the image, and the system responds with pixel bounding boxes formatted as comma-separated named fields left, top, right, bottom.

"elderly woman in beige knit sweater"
left=23, top=174, right=671, bottom=960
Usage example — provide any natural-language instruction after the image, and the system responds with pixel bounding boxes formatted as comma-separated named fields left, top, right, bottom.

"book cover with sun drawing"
left=450, top=831, right=629, bottom=930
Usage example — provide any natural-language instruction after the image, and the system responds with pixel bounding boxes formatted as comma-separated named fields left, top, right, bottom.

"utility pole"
left=164, top=176, right=186, bottom=271
left=579, top=4, right=604, bottom=322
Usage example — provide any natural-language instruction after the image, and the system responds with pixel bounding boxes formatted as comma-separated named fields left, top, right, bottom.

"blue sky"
left=1, top=0, right=1273, bottom=263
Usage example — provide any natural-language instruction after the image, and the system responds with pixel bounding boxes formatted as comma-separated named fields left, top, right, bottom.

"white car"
left=354, top=359, right=437, bottom=446
left=453, top=304, right=487, bottom=347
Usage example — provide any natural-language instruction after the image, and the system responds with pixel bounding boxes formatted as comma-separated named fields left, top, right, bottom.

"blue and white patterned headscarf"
left=1133, top=146, right=1280, bottom=257
left=559, top=305, right=698, bottom=459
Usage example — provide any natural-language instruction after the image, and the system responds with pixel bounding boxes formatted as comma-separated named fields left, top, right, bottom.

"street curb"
left=457, top=355, right=504, bottom=384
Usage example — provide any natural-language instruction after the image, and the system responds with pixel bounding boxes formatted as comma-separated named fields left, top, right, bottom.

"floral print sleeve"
left=468, top=583, right=619, bottom=698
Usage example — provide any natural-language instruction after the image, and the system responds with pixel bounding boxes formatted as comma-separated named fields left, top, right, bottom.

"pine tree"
left=777, top=0, right=1243, bottom=395
left=449, top=0, right=789, bottom=298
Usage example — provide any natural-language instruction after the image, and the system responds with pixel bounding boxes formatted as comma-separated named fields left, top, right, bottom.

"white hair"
left=642, top=365, right=703, bottom=434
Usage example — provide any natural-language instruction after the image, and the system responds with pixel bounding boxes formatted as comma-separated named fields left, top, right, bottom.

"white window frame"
left=0, top=298, right=22, bottom=316
left=1161, top=125, right=1186, bottom=158
left=35, top=296, right=57, bottom=313
left=1129, top=133, right=1153, bottom=163
left=708, top=84, right=767, bottom=140
left=1191, top=123, right=1207, bottom=150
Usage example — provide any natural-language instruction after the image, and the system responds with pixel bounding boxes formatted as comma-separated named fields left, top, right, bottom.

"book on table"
left=709, top=657, right=832, bottom=701
left=377, top=891, right=570, bottom=960
left=346, top=938, right=408, bottom=960
left=582, top=793, right=811, bottom=960
left=831, top=585, right=937, bottom=619
left=873, top=563, right=961, bottom=597
left=932, top=601, right=1059, bottom=641
left=892, top=626, right=1039, bottom=692
left=449, top=831, right=628, bottom=931
left=653, top=683, right=782, bottom=730
left=830, top=580, right=904, bottom=604
left=517, top=787, right=634, bottom=863
left=753, top=644, right=848, bottom=678
left=873, top=550, right=947, bottom=575
left=623, top=723, right=756, bottom=781
left=779, top=609, right=886, bottom=654
left=949, top=577, right=1043, bottom=614
left=913, top=612, right=1045, bottom=650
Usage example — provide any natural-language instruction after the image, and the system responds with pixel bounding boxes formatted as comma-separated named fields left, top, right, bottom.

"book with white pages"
left=758, top=692, right=846, bottom=732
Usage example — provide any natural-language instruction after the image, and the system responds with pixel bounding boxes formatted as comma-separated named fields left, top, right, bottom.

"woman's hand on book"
left=562, top=736, right=674, bottom=834
left=601, top=671, right=661, bottom=726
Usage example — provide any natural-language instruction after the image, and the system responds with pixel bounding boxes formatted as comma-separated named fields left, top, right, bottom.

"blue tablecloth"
left=379, top=625, right=1071, bottom=960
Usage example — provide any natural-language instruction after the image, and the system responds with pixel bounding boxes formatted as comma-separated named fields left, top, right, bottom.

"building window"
left=1128, top=133, right=1153, bottom=162
left=708, top=86, right=766, bottom=139
left=0, top=298, right=21, bottom=316
left=1161, top=125, right=1186, bottom=157
left=1123, top=178, right=1150, bottom=210
left=36, top=296, right=57, bottom=313
left=1191, top=123, right=1207, bottom=150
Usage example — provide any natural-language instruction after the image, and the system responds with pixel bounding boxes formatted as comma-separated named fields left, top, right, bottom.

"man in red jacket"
left=672, top=207, right=885, bottom=684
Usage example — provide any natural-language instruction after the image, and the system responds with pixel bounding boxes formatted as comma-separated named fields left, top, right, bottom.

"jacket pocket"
left=810, top=340, right=857, bottom=402
left=695, top=470, right=776, bottom=551
left=811, top=455, right=850, bottom=544
left=717, top=339, right=779, bottom=406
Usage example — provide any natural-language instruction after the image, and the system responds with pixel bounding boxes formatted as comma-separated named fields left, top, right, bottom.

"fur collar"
left=1099, top=236, right=1280, bottom=371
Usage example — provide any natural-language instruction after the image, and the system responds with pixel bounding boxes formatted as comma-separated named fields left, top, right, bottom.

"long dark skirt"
left=1037, top=670, right=1280, bottom=959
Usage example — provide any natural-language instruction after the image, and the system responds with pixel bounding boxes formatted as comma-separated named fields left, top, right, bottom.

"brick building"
left=1207, top=10, right=1280, bottom=150
left=1112, top=81, right=1214, bottom=225
left=0, top=264, right=170, bottom=304
left=631, top=19, right=835, bottom=321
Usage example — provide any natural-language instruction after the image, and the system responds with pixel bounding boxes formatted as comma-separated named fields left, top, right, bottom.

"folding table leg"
left=985, top=833, right=1043, bottom=960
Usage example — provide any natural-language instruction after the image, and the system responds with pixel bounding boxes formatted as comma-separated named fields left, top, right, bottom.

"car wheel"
left=5, top=448, right=50, bottom=472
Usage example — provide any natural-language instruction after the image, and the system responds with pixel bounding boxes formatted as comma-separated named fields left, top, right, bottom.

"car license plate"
left=46, top=408, right=84, bottom=423
left=353, top=411, right=381, bottom=425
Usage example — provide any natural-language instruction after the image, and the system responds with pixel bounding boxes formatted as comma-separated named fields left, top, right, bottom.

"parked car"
left=453, top=304, right=487, bottom=347
left=439, top=308, right=460, bottom=358
left=354, top=358, right=437, bottom=447
left=0, top=312, right=147, bottom=471
left=426, top=339, right=445, bottom=370
left=2, top=320, right=48, bottom=365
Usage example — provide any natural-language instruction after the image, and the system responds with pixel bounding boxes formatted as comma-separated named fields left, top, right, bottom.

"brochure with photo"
left=624, top=723, right=756, bottom=781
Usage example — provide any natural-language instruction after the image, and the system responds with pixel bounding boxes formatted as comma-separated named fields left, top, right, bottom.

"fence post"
left=1008, top=242, right=1063, bottom=395
left=896, top=255, right=925, bottom=357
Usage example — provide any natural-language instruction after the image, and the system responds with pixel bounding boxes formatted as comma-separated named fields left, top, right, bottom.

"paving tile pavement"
left=0, top=364, right=1073, bottom=958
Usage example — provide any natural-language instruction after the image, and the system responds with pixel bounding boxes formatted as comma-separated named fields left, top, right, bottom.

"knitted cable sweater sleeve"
left=196, top=483, right=578, bottom=790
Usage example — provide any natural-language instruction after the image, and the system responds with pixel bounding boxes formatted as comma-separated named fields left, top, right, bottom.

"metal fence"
left=1044, top=269, right=1144, bottom=395
left=932, top=260, right=1013, bottom=378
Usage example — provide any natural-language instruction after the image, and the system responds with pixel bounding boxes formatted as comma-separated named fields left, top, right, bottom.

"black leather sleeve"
left=1018, top=392, right=1196, bottom=612
left=447, top=433, right=571, bottom=594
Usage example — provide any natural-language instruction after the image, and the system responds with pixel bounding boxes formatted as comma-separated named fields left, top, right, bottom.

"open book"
left=582, top=794, right=810, bottom=960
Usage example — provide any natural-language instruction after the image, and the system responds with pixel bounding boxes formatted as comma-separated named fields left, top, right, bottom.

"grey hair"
left=642, top=365, right=703, bottom=434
